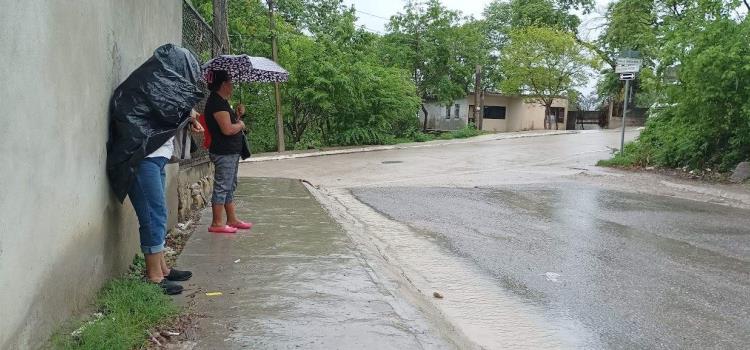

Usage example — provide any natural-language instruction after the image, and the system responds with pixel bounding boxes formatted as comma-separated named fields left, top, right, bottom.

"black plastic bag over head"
left=107, top=44, right=205, bottom=202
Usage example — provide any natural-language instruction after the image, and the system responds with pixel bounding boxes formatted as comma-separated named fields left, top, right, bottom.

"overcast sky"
left=341, top=0, right=612, bottom=95
left=342, top=0, right=612, bottom=41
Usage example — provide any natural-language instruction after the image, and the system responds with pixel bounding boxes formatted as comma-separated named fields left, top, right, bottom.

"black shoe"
left=165, top=269, right=193, bottom=282
left=158, top=279, right=184, bottom=295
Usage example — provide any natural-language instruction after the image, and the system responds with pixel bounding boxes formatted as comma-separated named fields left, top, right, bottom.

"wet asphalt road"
left=352, top=184, right=750, bottom=349
left=239, top=130, right=750, bottom=348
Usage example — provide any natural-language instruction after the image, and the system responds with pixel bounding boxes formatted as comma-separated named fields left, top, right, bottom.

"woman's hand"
left=188, top=109, right=204, bottom=132
left=190, top=119, right=204, bottom=133
left=236, top=104, right=246, bottom=117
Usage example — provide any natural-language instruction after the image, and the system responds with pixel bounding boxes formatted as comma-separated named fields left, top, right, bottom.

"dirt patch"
left=146, top=210, right=206, bottom=349
left=145, top=313, right=204, bottom=349
left=164, top=210, right=202, bottom=266
left=605, top=165, right=734, bottom=184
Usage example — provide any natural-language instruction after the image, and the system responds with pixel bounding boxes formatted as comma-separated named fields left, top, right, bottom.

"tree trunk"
left=544, top=104, right=552, bottom=130
left=421, top=103, right=429, bottom=132
left=324, top=118, right=332, bottom=144
left=554, top=106, right=559, bottom=130
left=212, top=0, right=230, bottom=55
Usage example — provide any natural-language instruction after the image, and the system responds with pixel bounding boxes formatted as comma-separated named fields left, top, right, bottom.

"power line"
left=360, top=25, right=385, bottom=34
left=355, top=9, right=391, bottom=21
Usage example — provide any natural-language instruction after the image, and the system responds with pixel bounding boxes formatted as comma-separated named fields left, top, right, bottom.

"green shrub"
left=450, top=124, right=482, bottom=139
left=411, top=132, right=434, bottom=142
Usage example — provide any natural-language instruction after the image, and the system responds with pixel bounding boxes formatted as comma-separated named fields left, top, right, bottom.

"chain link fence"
left=180, top=0, right=225, bottom=165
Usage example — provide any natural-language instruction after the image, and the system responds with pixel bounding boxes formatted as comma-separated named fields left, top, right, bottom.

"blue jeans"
left=129, top=157, right=169, bottom=254
left=210, top=153, right=240, bottom=205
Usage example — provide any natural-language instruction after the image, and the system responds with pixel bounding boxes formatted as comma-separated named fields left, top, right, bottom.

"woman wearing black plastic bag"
left=107, top=44, right=205, bottom=295
left=203, top=70, right=253, bottom=234
left=127, top=117, right=203, bottom=295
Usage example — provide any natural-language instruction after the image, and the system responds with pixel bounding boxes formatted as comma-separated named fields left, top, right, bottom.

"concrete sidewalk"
left=174, top=178, right=453, bottom=349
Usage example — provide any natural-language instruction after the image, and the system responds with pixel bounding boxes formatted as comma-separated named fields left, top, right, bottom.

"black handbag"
left=240, top=132, right=252, bottom=160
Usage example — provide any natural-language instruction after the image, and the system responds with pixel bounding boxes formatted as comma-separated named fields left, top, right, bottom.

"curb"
left=242, top=130, right=577, bottom=163
left=659, top=180, right=750, bottom=208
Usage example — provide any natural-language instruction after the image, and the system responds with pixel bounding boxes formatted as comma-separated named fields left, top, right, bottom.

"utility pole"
left=473, top=65, right=482, bottom=129
left=267, top=0, right=285, bottom=152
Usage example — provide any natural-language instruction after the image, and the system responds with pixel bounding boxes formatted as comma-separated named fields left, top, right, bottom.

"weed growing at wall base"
left=450, top=124, right=483, bottom=139
left=50, top=256, right=178, bottom=350
left=596, top=142, right=646, bottom=168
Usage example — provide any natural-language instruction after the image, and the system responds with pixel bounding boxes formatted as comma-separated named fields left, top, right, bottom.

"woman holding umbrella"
left=201, top=54, right=289, bottom=233
left=203, top=70, right=252, bottom=233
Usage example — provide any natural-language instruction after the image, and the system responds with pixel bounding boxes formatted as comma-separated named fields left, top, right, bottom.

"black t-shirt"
left=205, top=92, right=243, bottom=155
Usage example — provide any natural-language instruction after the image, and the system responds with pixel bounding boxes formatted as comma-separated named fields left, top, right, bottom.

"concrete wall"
left=419, top=98, right=469, bottom=131
left=465, top=94, right=564, bottom=132
left=0, top=1, right=182, bottom=348
left=515, top=98, right=568, bottom=131
left=506, top=98, right=527, bottom=131
left=476, top=94, right=512, bottom=132
left=608, top=116, right=647, bottom=129
left=177, top=160, right=215, bottom=223
left=421, top=95, right=569, bottom=133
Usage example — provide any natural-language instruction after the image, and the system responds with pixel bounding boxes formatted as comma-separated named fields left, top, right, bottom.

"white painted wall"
left=0, top=1, right=182, bottom=348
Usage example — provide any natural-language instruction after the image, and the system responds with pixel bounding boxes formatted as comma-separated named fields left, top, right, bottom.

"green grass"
left=51, top=256, right=178, bottom=350
left=596, top=156, right=635, bottom=168
left=410, top=132, right=434, bottom=142
left=596, top=142, right=644, bottom=168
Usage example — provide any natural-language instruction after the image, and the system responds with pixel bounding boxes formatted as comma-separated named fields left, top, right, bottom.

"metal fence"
left=181, top=0, right=224, bottom=165
left=182, top=0, right=224, bottom=63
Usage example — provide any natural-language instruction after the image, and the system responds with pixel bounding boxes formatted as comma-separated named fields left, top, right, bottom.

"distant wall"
left=420, top=98, right=469, bottom=131
left=0, top=1, right=182, bottom=348
left=515, top=98, right=568, bottom=131
left=465, top=94, right=568, bottom=132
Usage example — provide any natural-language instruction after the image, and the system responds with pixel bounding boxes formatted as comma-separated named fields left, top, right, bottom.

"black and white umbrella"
left=202, top=54, right=289, bottom=83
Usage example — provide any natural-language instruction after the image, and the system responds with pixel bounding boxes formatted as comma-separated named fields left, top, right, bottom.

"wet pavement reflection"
left=354, top=184, right=750, bottom=349
left=175, top=178, right=453, bottom=349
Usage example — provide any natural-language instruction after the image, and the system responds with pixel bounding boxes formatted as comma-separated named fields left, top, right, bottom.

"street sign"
left=615, top=64, right=640, bottom=73
left=619, top=73, right=635, bottom=80
left=615, top=58, right=642, bottom=73
left=617, top=58, right=642, bottom=66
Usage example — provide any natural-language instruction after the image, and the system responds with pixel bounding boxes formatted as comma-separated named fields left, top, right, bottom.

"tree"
left=482, top=0, right=591, bottom=93
left=384, top=0, right=489, bottom=131
left=500, top=26, right=595, bottom=129
left=629, top=0, right=750, bottom=170
left=593, top=0, right=659, bottom=118
left=579, top=92, right=600, bottom=111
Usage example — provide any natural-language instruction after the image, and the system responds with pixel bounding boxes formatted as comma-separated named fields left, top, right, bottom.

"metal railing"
left=182, top=0, right=224, bottom=63
left=181, top=0, right=226, bottom=164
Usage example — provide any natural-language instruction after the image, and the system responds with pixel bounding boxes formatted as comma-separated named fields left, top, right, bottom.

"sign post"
left=615, top=56, right=642, bottom=154
left=620, top=78, right=630, bottom=153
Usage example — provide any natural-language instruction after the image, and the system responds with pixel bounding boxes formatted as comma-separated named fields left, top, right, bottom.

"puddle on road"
left=315, top=188, right=601, bottom=349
